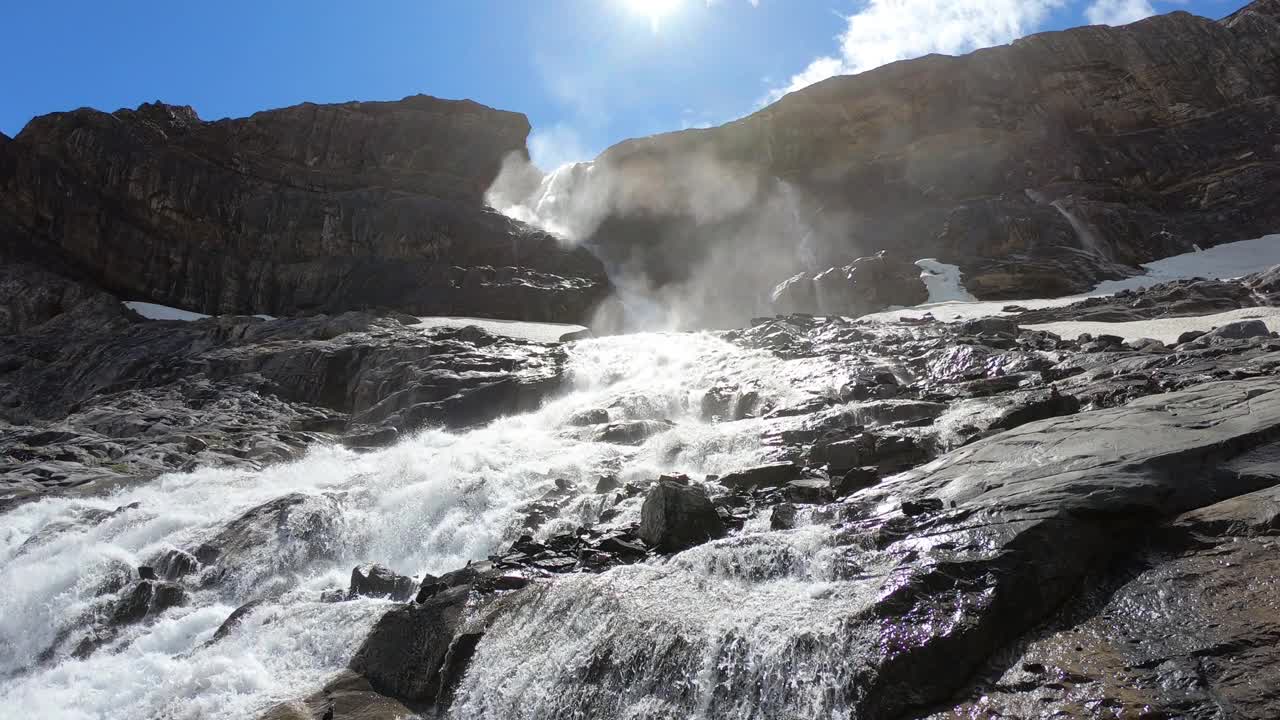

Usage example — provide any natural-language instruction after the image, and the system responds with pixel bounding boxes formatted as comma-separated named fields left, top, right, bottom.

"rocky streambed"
left=5, top=268, right=1280, bottom=719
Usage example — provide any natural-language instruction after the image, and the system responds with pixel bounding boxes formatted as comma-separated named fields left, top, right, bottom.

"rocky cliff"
left=0, top=95, right=608, bottom=322
left=551, top=1, right=1280, bottom=311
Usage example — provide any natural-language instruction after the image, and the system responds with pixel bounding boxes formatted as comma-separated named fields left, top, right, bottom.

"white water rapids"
left=0, top=331, right=873, bottom=720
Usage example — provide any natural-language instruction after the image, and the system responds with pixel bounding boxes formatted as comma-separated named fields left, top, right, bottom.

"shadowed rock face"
left=0, top=95, right=608, bottom=321
left=0, top=305, right=568, bottom=506
left=575, top=2, right=1280, bottom=303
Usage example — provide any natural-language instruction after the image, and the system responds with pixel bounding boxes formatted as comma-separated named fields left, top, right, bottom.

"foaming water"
left=0, top=331, right=846, bottom=719
left=450, top=526, right=883, bottom=720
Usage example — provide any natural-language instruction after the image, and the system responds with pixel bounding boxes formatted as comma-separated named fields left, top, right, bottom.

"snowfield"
left=123, top=302, right=274, bottom=322
left=871, top=234, right=1280, bottom=324
left=1027, top=306, right=1280, bottom=344
left=415, top=316, right=588, bottom=343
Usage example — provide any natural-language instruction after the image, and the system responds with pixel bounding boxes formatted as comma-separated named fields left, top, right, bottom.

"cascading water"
left=1025, top=188, right=1112, bottom=262
left=0, top=330, right=860, bottom=719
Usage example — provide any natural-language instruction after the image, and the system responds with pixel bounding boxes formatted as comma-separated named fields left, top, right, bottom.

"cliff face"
left=580, top=1, right=1280, bottom=300
left=0, top=96, right=608, bottom=321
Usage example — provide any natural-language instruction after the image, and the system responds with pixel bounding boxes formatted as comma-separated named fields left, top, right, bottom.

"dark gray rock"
left=348, top=585, right=473, bottom=703
left=770, top=503, right=798, bottom=531
left=717, top=462, right=802, bottom=491
left=830, top=467, right=878, bottom=496
left=771, top=251, right=928, bottom=317
left=784, top=478, right=834, bottom=505
left=593, top=420, right=674, bottom=445
left=1204, top=319, right=1271, bottom=341
left=110, top=580, right=187, bottom=626
left=638, top=478, right=725, bottom=552
left=349, top=564, right=416, bottom=602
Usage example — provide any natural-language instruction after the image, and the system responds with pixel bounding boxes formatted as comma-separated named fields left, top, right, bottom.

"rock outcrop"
left=0, top=306, right=568, bottom=506
left=0, top=95, right=608, bottom=322
left=770, top=251, right=928, bottom=316
left=637, top=475, right=725, bottom=552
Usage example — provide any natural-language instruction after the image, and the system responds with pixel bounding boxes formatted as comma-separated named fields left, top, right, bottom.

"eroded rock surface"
left=0, top=304, right=568, bottom=506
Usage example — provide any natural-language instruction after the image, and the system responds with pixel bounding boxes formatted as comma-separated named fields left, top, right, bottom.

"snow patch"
left=915, top=259, right=977, bottom=303
left=123, top=302, right=210, bottom=322
left=867, top=234, right=1280, bottom=323
left=123, top=302, right=274, bottom=322
left=416, top=316, right=588, bottom=343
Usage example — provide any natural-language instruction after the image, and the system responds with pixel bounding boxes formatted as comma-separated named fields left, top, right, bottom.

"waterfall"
left=0, top=331, right=855, bottom=719
left=1050, top=198, right=1111, bottom=261
left=1026, top=188, right=1111, bottom=262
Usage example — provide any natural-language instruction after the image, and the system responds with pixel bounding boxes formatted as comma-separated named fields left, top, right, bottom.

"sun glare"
left=622, top=0, right=683, bottom=32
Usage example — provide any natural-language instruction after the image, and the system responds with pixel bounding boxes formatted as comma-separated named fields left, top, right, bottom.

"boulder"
left=717, top=462, right=802, bottom=491
left=638, top=478, right=725, bottom=552
left=831, top=467, right=879, bottom=497
left=258, top=670, right=417, bottom=720
left=1203, top=319, right=1271, bottom=341
left=349, top=564, right=416, bottom=602
left=784, top=478, right=834, bottom=505
left=110, top=580, right=187, bottom=626
left=348, top=585, right=474, bottom=703
left=593, top=420, right=674, bottom=445
left=770, top=251, right=928, bottom=317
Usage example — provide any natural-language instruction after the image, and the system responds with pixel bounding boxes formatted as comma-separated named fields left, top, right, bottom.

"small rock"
left=349, top=564, right=416, bottom=602
left=206, top=600, right=263, bottom=645
left=568, top=408, right=610, bottom=426
left=342, top=426, right=399, bottom=448
left=152, top=549, right=199, bottom=581
left=595, top=534, right=647, bottom=557
left=770, top=503, right=798, bottom=531
left=963, top=317, right=1020, bottom=336
left=901, top=498, right=945, bottom=517
left=831, top=467, right=879, bottom=496
left=491, top=573, right=530, bottom=591
left=594, top=420, right=674, bottom=445
left=1127, top=337, right=1166, bottom=352
left=415, top=573, right=444, bottom=603
left=111, top=580, right=186, bottom=626
left=137, top=566, right=157, bottom=580
left=558, top=328, right=593, bottom=342
left=784, top=478, right=834, bottom=505
left=594, top=474, right=622, bottom=493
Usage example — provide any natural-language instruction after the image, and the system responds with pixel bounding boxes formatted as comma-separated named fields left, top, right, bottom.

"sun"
left=622, top=0, right=683, bottom=31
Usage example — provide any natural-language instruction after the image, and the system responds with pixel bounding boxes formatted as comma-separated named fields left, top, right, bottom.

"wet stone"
left=639, top=477, right=725, bottom=553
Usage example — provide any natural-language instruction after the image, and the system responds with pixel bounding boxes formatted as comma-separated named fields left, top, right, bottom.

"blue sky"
left=2, top=0, right=1249, bottom=169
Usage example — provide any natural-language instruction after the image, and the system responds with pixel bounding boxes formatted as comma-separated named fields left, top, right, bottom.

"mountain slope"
left=554, top=1, right=1280, bottom=313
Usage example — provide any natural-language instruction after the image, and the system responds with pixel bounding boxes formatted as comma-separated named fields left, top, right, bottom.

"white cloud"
left=762, top=0, right=1069, bottom=104
left=528, top=123, right=594, bottom=171
left=1084, top=0, right=1156, bottom=25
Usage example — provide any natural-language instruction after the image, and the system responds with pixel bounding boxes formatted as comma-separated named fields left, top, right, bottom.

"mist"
left=485, top=144, right=860, bottom=333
